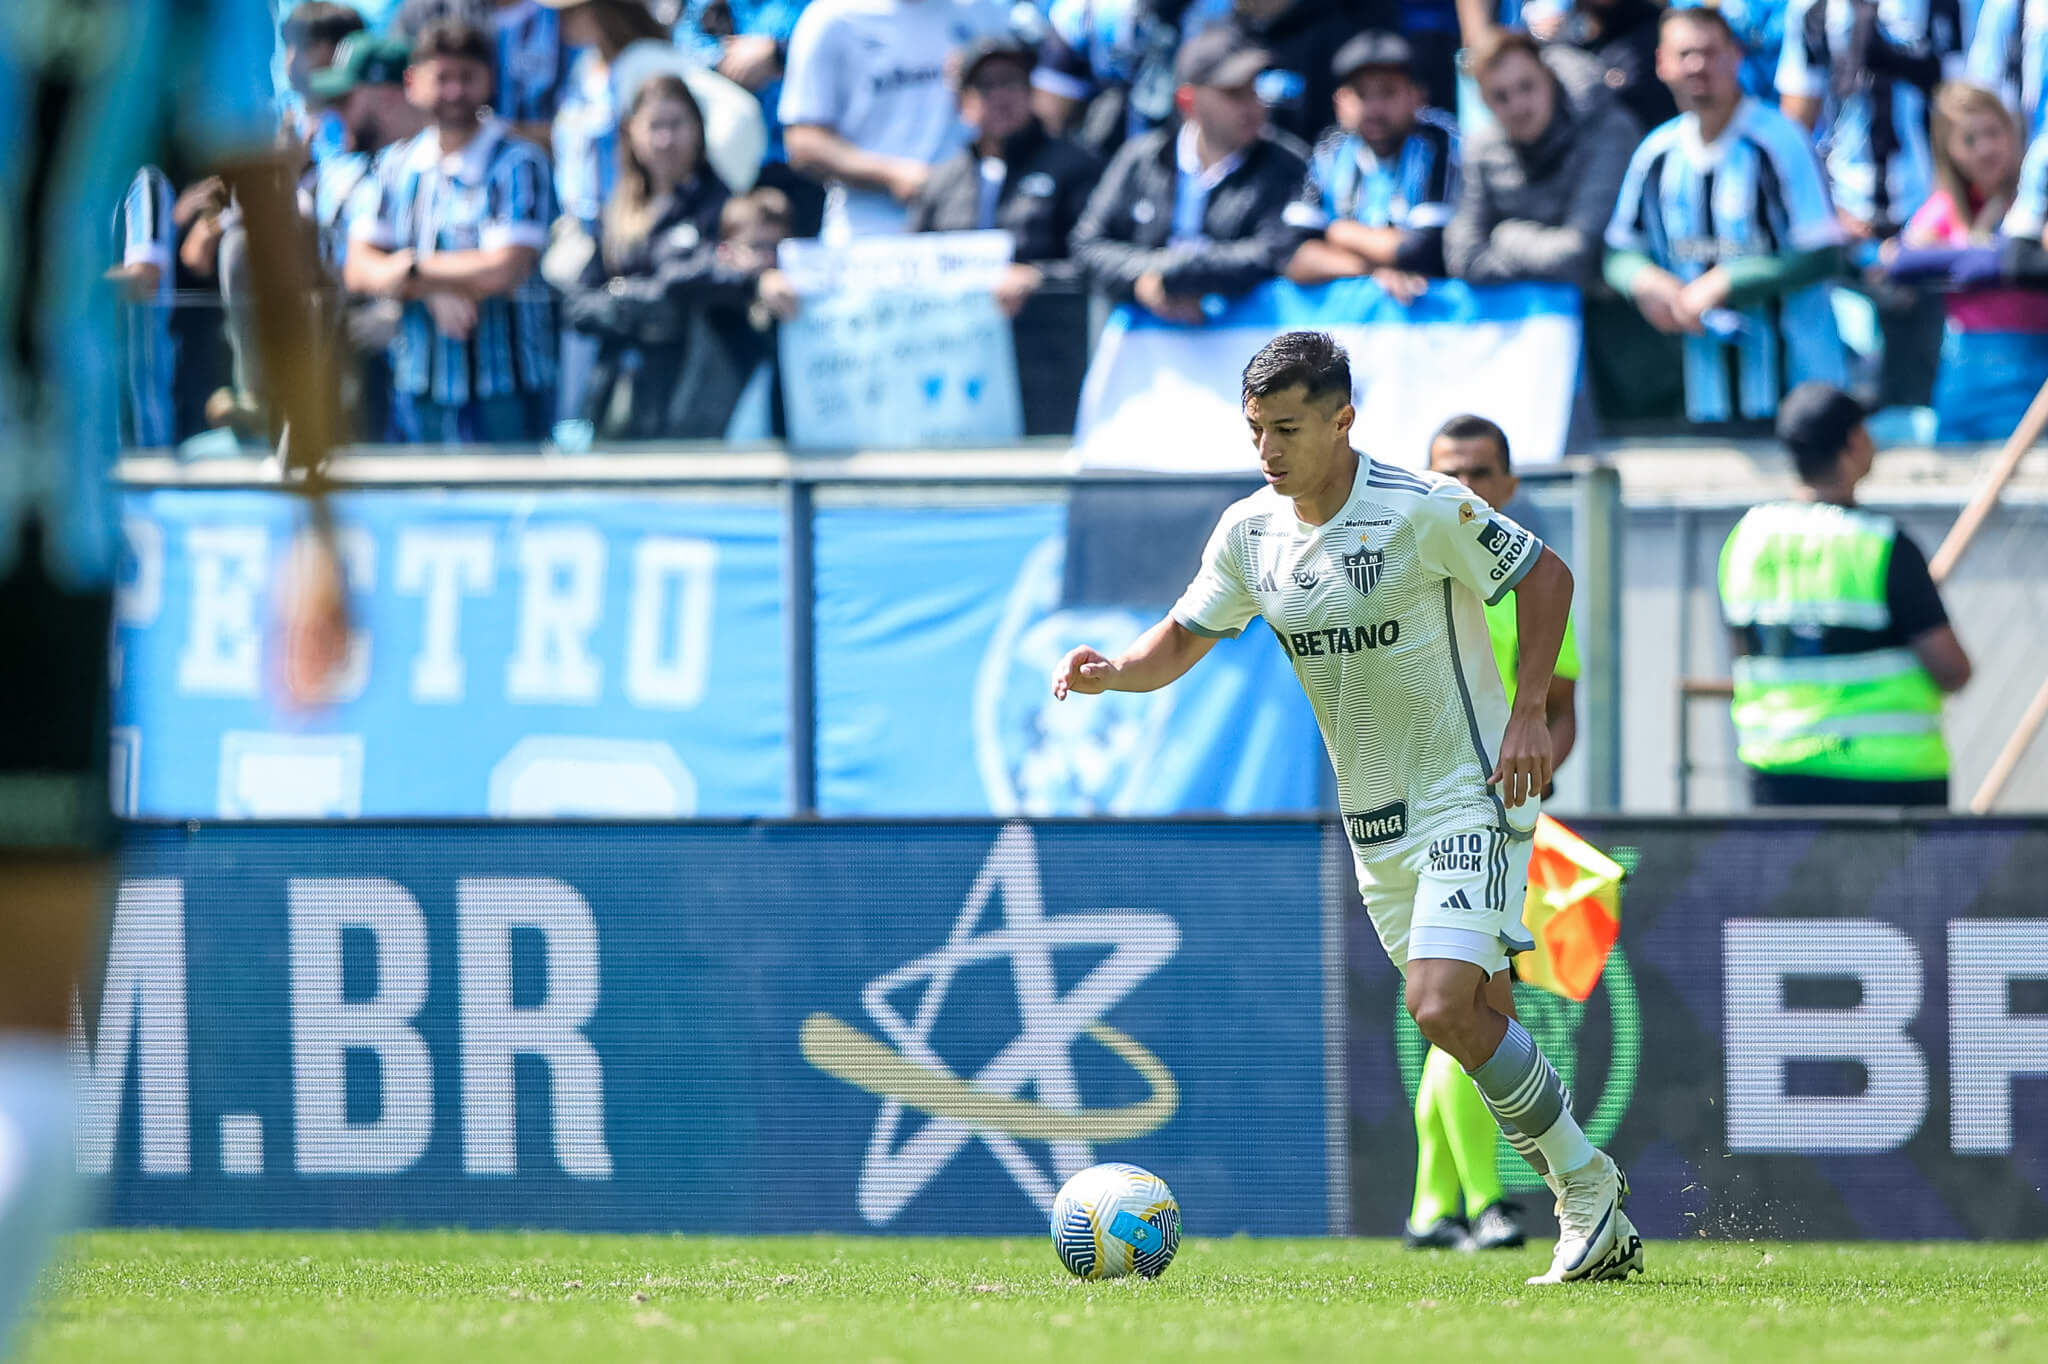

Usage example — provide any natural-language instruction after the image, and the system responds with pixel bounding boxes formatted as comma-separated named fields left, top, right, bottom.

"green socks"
left=1410, top=1044, right=1463, bottom=1228
left=1411, top=1044, right=1505, bottom=1226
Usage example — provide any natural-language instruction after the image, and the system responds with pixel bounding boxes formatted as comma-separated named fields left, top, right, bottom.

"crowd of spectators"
left=113, top=0, right=2048, bottom=451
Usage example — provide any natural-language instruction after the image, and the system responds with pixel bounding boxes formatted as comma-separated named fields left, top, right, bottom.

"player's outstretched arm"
left=1051, top=617, right=1219, bottom=700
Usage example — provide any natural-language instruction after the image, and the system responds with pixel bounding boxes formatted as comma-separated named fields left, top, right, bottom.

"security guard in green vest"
left=1719, top=382, right=1972, bottom=807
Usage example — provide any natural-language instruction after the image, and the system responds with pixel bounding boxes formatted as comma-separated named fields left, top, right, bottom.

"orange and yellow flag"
left=1517, top=815, right=1625, bottom=1001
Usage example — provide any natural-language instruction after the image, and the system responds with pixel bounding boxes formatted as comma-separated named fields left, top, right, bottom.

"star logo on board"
left=800, top=823, right=1181, bottom=1225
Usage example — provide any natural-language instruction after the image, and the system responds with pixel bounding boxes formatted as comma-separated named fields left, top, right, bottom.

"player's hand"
left=425, top=290, right=479, bottom=341
left=1673, top=267, right=1730, bottom=331
left=1489, top=704, right=1554, bottom=809
left=1052, top=646, right=1118, bottom=700
left=756, top=268, right=801, bottom=321
left=994, top=262, right=1044, bottom=318
left=370, top=248, right=418, bottom=298
left=1371, top=267, right=1428, bottom=304
left=1632, top=270, right=1692, bottom=334
left=278, top=526, right=352, bottom=708
left=1837, top=209, right=1877, bottom=242
left=103, top=262, right=162, bottom=302
left=1134, top=271, right=1205, bottom=323
left=886, top=159, right=931, bottom=204
left=718, top=34, right=784, bottom=90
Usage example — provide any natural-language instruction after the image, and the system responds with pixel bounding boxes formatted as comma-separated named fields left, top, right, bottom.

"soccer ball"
left=1050, top=1162, right=1182, bottom=1280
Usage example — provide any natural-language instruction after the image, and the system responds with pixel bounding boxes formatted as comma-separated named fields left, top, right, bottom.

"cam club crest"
left=1343, top=546, right=1384, bottom=597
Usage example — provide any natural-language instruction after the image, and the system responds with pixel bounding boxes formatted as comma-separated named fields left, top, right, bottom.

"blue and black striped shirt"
left=116, top=165, right=178, bottom=449
left=1608, top=98, right=1849, bottom=422
left=492, top=0, right=571, bottom=126
left=352, top=119, right=557, bottom=405
left=1286, top=110, right=1461, bottom=235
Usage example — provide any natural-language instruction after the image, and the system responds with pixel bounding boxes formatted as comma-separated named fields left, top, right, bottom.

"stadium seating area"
left=113, top=0, right=2048, bottom=455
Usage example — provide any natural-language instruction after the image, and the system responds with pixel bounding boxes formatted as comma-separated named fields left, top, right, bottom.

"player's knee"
left=1404, top=980, right=1481, bottom=1053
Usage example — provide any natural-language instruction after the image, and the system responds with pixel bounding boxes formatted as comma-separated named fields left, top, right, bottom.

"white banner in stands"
left=778, top=232, right=1023, bottom=448
left=1072, top=280, right=1584, bottom=472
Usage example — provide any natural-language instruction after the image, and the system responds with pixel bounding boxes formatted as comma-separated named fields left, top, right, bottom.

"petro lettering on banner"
left=1072, top=279, right=1583, bottom=473
left=114, top=489, right=790, bottom=818
left=777, top=231, right=1025, bottom=448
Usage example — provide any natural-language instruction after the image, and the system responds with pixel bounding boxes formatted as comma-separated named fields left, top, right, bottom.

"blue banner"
left=1073, top=279, right=1583, bottom=474
left=117, top=489, right=1323, bottom=818
left=89, top=821, right=1341, bottom=1235
left=113, top=489, right=791, bottom=818
left=811, top=501, right=1324, bottom=815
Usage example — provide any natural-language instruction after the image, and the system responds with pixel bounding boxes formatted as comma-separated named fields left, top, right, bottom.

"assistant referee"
left=1719, top=382, right=1972, bottom=807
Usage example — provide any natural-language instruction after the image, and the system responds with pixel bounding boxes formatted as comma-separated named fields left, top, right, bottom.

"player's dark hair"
left=1469, top=28, right=1545, bottom=80
left=1241, top=331, right=1352, bottom=409
left=410, top=19, right=493, bottom=69
left=1789, top=441, right=1845, bottom=483
left=1660, top=4, right=1745, bottom=52
left=1431, top=414, right=1512, bottom=473
left=284, top=1, right=368, bottom=49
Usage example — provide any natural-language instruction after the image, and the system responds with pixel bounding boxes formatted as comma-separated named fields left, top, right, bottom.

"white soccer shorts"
left=1354, top=824, right=1536, bottom=975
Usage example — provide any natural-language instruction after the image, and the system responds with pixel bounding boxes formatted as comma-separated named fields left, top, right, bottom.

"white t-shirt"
left=778, top=0, right=1016, bottom=240
left=1171, top=457, right=1546, bottom=861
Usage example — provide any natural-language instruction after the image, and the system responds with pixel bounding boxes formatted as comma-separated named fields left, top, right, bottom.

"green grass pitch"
left=24, top=1231, right=2048, bottom=1364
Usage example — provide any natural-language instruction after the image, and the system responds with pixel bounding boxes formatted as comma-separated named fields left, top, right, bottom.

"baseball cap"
left=1332, top=30, right=1416, bottom=83
left=308, top=33, right=412, bottom=101
left=954, top=33, right=1035, bottom=91
left=1174, top=25, right=1271, bottom=89
left=1775, top=381, right=1869, bottom=464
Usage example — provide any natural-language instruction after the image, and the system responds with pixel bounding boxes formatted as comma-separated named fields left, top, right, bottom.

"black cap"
left=954, top=33, right=1035, bottom=91
left=1175, top=25, right=1271, bottom=89
left=1776, top=381, right=1869, bottom=468
left=1332, top=30, right=1416, bottom=82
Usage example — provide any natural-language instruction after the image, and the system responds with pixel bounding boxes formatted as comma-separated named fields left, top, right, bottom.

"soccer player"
left=0, top=1, right=348, bottom=1352
left=1399, top=413, right=1584, bottom=1253
left=1051, top=331, right=1642, bottom=1284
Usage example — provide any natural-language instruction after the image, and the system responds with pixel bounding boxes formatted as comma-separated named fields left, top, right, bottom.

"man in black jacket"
left=911, top=36, right=1104, bottom=318
left=1071, top=25, right=1310, bottom=322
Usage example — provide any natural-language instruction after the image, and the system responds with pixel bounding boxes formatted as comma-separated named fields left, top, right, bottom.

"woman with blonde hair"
left=561, top=73, right=732, bottom=436
left=1886, top=82, right=2048, bottom=439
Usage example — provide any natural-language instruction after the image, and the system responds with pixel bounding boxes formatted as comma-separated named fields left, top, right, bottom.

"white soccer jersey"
left=778, top=0, right=1016, bottom=240
left=1171, top=457, right=1545, bottom=863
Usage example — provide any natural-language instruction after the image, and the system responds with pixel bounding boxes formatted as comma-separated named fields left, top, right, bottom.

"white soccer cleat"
left=1526, top=1152, right=1629, bottom=1285
left=1587, top=1208, right=1646, bottom=1282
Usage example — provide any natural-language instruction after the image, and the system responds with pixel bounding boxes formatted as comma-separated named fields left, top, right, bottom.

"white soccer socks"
left=0, top=1036, right=78, bottom=1355
left=1466, top=1018, right=1598, bottom=1180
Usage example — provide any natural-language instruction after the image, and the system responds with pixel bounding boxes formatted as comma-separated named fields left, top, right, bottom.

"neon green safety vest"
left=1483, top=593, right=1580, bottom=710
left=1718, top=501, right=1949, bottom=781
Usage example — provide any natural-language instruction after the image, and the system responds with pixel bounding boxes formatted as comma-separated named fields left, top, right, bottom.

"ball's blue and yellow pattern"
left=1050, top=1163, right=1182, bottom=1280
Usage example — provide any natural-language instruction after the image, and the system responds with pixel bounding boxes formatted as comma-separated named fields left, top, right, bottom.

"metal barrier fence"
left=86, top=815, right=2048, bottom=1239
